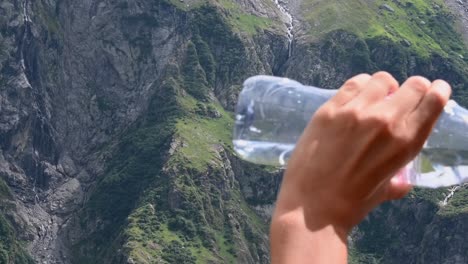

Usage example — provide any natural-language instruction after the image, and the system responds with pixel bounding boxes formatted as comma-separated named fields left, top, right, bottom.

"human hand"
left=270, top=72, right=451, bottom=263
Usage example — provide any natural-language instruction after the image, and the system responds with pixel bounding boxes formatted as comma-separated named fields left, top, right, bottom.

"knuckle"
left=335, top=108, right=398, bottom=132
left=314, top=105, right=335, bottom=123
left=373, top=71, right=399, bottom=88
left=406, top=76, right=431, bottom=94
left=377, top=113, right=394, bottom=125
left=424, top=90, right=447, bottom=110
left=333, top=107, right=362, bottom=130
left=339, top=107, right=361, bottom=123
left=372, top=71, right=394, bottom=81
left=367, top=114, right=395, bottom=133
left=342, top=78, right=363, bottom=92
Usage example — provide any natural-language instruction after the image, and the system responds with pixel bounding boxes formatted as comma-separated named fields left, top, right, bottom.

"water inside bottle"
left=233, top=142, right=468, bottom=187
left=412, top=101, right=468, bottom=187
left=233, top=140, right=294, bottom=166
left=233, top=78, right=322, bottom=167
left=412, top=148, right=468, bottom=187
left=233, top=75, right=468, bottom=187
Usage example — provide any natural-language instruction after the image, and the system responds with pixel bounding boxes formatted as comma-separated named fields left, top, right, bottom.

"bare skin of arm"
left=270, top=72, right=451, bottom=264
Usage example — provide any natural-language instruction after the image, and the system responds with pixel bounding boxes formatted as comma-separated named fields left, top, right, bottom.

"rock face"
left=351, top=186, right=468, bottom=264
left=1, top=0, right=289, bottom=263
left=445, top=0, right=468, bottom=43
left=0, top=0, right=466, bottom=263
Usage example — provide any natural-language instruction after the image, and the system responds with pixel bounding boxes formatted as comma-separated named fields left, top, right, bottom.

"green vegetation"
left=411, top=187, right=446, bottom=205
left=0, top=37, right=7, bottom=62
left=192, top=5, right=252, bottom=91
left=438, top=187, right=468, bottom=216
left=301, top=0, right=466, bottom=57
left=304, top=24, right=468, bottom=104
left=0, top=179, right=12, bottom=200
left=169, top=103, right=233, bottom=172
left=119, top=90, right=266, bottom=262
left=213, top=0, right=281, bottom=35
left=164, top=0, right=205, bottom=11
left=228, top=14, right=278, bottom=36
left=69, top=0, right=468, bottom=263
left=0, top=215, right=34, bottom=264
left=71, top=69, right=182, bottom=262
left=72, top=7, right=269, bottom=259
left=162, top=0, right=279, bottom=35
left=193, top=35, right=216, bottom=86
left=349, top=247, right=382, bottom=264
left=34, top=1, right=60, bottom=35
left=420, top=156, right=436, bottom=173
left=0, top=179, right=34, bottom=264
left=183, top=41, right=211, bottom=100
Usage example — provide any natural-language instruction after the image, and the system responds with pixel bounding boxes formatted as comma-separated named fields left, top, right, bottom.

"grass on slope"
left=301, top=0, right=466, bottom=57
left=165, top=0, right=280, bottom=35
left=214, top=0, right=283, bottom=35
left=121, top=91, right=268, bottom=263
left=167, top=95, right=234, bottom=172
left=75, top=4, right=271, bottom=261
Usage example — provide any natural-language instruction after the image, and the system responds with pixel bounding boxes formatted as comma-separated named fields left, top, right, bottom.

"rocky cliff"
left=0, top=0, right=466, bottom=263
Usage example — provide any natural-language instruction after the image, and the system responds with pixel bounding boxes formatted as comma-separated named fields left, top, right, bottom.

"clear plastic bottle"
left=233, top=75, right=468, bottom=188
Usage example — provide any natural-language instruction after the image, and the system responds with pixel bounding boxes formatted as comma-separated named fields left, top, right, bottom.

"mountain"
left=0, top=0, right=466, bottom=263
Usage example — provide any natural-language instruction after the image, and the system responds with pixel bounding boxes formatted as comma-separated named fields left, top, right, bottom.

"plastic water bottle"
left=233, top=75, right=468, bottom=188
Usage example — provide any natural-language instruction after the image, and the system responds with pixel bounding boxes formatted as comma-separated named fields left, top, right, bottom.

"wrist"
left=272, top=205, right=350, bottom=242
left=270, top=208, right=349, bottom=263
left=274, top=185, right=355, bottom=239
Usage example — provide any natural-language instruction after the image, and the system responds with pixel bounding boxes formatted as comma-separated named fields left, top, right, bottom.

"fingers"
left=328, top=74, right=371, bottom=106
left=407, top=80, right=451, bottom=131
left=346, top=72, right=399, bottom=108
left=383, top=76, right=432, bottom=117
left=384, top=176, right=412, bottom=201
left=366, top=80, right=450, bottom=204
left=367, top=174, right=412, bottom=206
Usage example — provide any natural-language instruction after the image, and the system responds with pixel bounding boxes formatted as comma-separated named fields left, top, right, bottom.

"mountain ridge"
left=0, top=0, right=467, bottom=263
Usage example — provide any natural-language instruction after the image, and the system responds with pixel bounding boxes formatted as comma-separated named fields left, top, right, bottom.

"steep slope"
left=0, top=0, right=467, bottom=263
left=57, top=3, right=286, bottom=263
left=445, top=0, right=468, bottom=43
left=285, top=0, right=468, bottom=88
left=297, top=0, right=465, bottom=55
left=1, top=0, right=286, bottom=263
left=0, top=179, right=33, bottom=263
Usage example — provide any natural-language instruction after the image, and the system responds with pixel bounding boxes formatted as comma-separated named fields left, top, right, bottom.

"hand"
left=270, top=72, right=451, bottom=263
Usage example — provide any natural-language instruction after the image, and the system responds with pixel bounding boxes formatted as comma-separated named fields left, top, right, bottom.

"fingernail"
left=435, top=81, right=451, bottom=97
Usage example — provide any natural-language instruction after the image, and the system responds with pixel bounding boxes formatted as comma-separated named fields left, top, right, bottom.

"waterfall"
left=273, top=0, right=294, bottom=57
left=440, top=183, right=468, bottom=206
left=20, top=0, right=32, bottom=71
left=21, top=0, right=40, bottom=204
